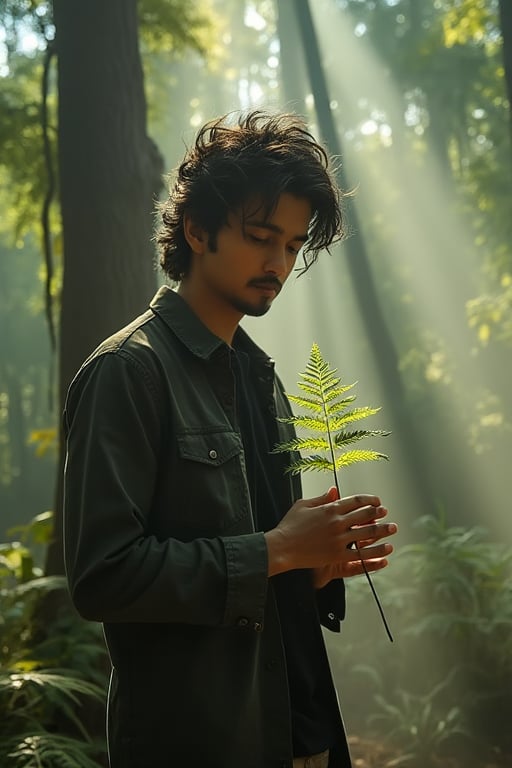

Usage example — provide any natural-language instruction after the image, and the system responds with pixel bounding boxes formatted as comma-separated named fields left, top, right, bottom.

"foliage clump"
left=0, top=515, right=108, bottom=767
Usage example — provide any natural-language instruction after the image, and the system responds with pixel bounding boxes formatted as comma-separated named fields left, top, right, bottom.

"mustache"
left=247, top=276, right=282, bottom=292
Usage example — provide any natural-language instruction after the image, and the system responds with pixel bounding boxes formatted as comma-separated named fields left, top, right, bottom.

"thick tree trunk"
left=290, top=0, right=436, bottom=518
left=47, top=0, right=162, bottom=575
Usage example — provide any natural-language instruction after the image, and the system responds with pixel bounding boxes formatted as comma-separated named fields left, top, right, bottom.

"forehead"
left=238, top=193, right=312, bottom=229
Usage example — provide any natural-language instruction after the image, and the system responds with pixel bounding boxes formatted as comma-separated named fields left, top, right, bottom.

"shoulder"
left=66, top=309, right=170, bottom=414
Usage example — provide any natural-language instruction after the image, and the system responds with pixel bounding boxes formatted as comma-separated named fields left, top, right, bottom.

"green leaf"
left=272, top=436, right=331, bottom=454
left=285, top=393, right=324, bottom=413
left=278, top=414, right=327, bottom=432
left=334, top=449, right=389, bottom=469
left=285, top=455, right=335, bottom=474
left=334, top=429, right=391, bottom=448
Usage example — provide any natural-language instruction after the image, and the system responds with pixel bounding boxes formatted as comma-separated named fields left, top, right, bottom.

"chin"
left=231, top=298, right=273, bottom=317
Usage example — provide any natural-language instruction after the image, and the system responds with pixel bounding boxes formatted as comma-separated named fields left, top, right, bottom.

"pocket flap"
left=177, top=430, right=242, bottom=466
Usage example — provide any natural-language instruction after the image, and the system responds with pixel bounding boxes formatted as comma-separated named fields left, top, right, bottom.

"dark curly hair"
left=156, top=110, right=344, bottom=281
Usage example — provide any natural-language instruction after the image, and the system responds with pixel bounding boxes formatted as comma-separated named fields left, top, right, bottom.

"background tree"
left=498, top=0, right=512, bottom=136
left=46, top=0, right=162, bottom=575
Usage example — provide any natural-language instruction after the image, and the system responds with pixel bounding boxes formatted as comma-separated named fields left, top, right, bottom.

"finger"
left=357, top=542, right=394, bottom=560
left=304, top=488, right=341, bottom=508
left=349, top=524, right=397, bottom=550
left=327, top=486, right=339, bottom=502
left=343, top=505, right=388, bottom=531
left=350, top=505, right=389, bottom=526
left=353, top=557, right=389, bottom=576
left=331, top=494, right=382, bottom=515
left=350, top=522, right=398, bottom=548
left=346, top=557, right=390, bottom=577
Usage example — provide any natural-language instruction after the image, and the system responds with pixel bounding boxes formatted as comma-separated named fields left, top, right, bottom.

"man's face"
left=185, top=193, right=312, bottom=321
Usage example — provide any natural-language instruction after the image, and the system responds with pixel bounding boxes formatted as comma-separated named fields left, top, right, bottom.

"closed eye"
left=248, top=234, right=268, bottom=244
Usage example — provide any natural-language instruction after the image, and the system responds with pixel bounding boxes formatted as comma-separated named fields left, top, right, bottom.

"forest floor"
left=347, top=735, right=511, bottom=767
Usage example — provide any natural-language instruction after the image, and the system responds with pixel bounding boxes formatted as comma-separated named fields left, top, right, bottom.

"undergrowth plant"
left=0, top=515, right=107, bottom=767
left=326, top=511, right=512, bottom=765
left=273, top=343, right=392, bottom=640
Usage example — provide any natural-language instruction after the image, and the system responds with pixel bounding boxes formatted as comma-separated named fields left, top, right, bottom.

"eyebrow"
left=245, top=220, right=309, bottom=243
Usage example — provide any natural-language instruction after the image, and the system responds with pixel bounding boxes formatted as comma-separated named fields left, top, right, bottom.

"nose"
left=263, top=244, right=289, bottom=278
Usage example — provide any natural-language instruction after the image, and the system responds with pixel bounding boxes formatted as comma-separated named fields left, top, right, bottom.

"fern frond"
left=323, top=386, right=356, bottom=404
left=334, top=449, right=389, bottom=469
left=328, top=407, right=383, bottom=430
left=285, top=455, right=335, bottom=475
left=0, top=670, right=104, bottom=703
left=286, top=393, right=324, bottom=413
left=299, top=371, right=339, bottom=393
left=335, top=429, right=390, bottom=448
left=272, top=437, right=331, bottom=454
left=279, top=414, right=328, bottom=432
left=7, top=732, right=102, bottom=768
left=296, top=378, right=331, bottom=398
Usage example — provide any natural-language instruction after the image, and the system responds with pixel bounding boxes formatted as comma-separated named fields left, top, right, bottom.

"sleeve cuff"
left=316, top=578, right=346, bottom=633
left=221, top=532, right=269, bottom=631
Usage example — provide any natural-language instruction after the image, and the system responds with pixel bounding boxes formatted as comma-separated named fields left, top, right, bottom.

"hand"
left=264, top=486, right=397, bottom=578
left=312, top=487, right=396, bottom=588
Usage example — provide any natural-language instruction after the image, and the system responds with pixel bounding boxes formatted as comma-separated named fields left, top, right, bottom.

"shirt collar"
left=149, top=285, right=273, bottom=368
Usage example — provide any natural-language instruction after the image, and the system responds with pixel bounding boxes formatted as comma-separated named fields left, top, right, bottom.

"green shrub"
left=0, top=515, right=108, bottom=767
left=327, top=512, right=512, bottom=765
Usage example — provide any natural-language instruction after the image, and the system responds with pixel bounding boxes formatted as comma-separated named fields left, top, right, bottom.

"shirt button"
left=236, top=617, right=249, bottom=627
left=253, top=621, right=263, bottom=632
left=208, top=449, right=218, bottom=460
left=328, top=612, right=335, bottom=621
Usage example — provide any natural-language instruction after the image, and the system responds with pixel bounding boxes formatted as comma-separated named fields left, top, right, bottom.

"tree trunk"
left=47, top=0, right=163, bottom=575
left=498, top=0, right=512, bottom=143
left=276, top=0, right=308, bottom=113
left=290, top=0, right=436, bottom=519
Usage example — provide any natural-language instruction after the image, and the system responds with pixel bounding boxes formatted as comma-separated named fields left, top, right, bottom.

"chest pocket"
left=173, top=429, right=253, bottom=537
left=177, top=430, right=241, bottom=466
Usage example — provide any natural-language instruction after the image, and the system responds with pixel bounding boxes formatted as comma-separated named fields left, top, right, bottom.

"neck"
left=177, top=282, right=242, bottom=346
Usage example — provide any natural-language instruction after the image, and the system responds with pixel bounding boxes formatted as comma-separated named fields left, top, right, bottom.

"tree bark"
left=47, top=0, right=162, bottom=575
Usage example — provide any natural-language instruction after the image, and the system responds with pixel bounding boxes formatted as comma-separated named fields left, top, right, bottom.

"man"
left=63, top=111, right=397, bottom=768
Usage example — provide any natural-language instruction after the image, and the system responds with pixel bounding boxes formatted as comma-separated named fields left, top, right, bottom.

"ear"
left=183, top=212, right=208, bottom=255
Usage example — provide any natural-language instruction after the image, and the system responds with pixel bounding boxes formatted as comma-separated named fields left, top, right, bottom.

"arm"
left=63, top=351, right=268, bottom=628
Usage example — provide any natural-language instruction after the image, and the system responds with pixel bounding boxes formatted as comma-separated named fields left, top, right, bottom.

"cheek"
left=285, top=255, right=298, bottom=277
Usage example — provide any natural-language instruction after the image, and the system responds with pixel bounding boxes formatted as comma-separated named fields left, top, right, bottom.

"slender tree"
left=288, top=0, right=435, bottom=518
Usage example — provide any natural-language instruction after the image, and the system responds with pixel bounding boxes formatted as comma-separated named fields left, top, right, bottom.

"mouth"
left=249, top=281, right=281, bottom=296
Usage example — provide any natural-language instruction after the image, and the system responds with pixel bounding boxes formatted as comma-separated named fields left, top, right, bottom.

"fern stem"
left=353, top=541, right=394, bottom=642
left=319, top=363, right=393, bottom=641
